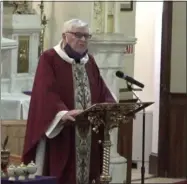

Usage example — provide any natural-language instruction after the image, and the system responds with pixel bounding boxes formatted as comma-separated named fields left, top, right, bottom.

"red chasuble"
left=22, top=47, right=116, bottom=184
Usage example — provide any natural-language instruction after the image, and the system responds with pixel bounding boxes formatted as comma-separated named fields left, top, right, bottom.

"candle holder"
left=1, top=136, right=10, bottom=173
left=1, top=150, right=10, bottom=171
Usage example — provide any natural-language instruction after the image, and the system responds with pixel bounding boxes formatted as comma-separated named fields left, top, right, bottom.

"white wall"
left=134, top=2, right=162, bottom=106
left=152, top=2, right=186, bottom=154
left=117, top=2, right=136, bottom=36
left=134, top=2, right=163, bottom=153
left=152, top=3, right=163, bottom=154
left=135, top=1, right=187, bottom=154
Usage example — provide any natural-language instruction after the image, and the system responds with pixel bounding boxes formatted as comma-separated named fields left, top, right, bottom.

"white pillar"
left=152, top=2, right=163, bottom=154
left=0, top=0, right=2, bottom=38
left=114, top=1, right=120, bottom=33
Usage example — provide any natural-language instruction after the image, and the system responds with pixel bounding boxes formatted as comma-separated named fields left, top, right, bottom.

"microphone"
left=116, top=71, right=144, bottom=88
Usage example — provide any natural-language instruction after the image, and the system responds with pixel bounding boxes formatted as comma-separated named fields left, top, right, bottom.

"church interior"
left=0, top=1, right=187, bottom=184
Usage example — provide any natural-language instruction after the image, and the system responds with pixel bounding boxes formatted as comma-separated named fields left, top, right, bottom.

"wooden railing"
left=1, top=120, right=26, bottom=156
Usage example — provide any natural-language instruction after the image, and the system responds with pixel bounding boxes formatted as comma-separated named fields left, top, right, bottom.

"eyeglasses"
left=67, top=32, right=92, bottom=39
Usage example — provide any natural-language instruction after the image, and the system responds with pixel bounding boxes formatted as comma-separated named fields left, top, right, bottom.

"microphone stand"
left=126, top=82, right=146, bottom=184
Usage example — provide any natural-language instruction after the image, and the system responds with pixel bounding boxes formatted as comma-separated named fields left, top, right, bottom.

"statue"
left=5, top=1, right=35, bottom=14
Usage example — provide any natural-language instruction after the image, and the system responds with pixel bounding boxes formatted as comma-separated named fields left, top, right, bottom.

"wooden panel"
left=159, top=92, right=187, bottom=178
left=168, top=93, right=187, bottom=177
left=10, top=154, right=22, bottom=166
left=1, top=120, right=26, bottom=156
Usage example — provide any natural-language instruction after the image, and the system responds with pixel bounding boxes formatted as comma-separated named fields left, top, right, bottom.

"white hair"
left=63, top=19, right=90, bottom=33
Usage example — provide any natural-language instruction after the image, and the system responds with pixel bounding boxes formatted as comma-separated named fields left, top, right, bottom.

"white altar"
left=1, top=36, right=31, bottom=120
left=1, top=4, right=40, bottom=120
left=0, top=0, right=28, bottom=120
left=2, top=13, right=41, bottom=93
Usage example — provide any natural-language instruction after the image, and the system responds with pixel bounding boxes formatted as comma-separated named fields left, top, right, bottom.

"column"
left=114, top=1, right=120, bottom=33
left=91, top=2, right=105, bottom=33
left=104, top=2, right=115, bottom=33
left=0, top=0, right=2, bottom=38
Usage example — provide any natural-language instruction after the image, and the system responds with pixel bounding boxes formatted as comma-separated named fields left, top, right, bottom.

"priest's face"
left=63, top=26, right=91, bottom=54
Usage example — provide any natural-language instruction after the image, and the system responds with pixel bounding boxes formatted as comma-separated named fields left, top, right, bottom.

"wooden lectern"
left=75, top=102, right=153, bottom=184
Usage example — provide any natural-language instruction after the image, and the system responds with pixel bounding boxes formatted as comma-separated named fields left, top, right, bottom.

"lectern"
left=75, top=102, right=153, bottom=184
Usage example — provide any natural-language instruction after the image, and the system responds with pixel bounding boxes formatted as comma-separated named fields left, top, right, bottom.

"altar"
left=1, top=93, right=30, bottom=120
left=0, top=1, right=40, bottom=120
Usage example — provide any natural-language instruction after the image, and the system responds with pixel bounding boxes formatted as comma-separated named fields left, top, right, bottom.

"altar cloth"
left=1, top=93, right=30, bottom=120
left=1, top=176, right=57, bottom=184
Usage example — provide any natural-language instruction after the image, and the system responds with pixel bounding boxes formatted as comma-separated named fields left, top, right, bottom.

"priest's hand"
left=61, top=109, right=83, bottom=122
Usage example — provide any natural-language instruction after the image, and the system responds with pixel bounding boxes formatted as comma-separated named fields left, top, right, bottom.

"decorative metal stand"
left=1, top=150, right=10, bottom=171
left=38, top=1, right=48, bottom=56
left=77, top=102, right=153, bottom=184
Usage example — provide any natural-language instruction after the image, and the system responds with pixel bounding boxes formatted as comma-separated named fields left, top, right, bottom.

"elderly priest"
left=22, top=19, right=116, bottom=184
